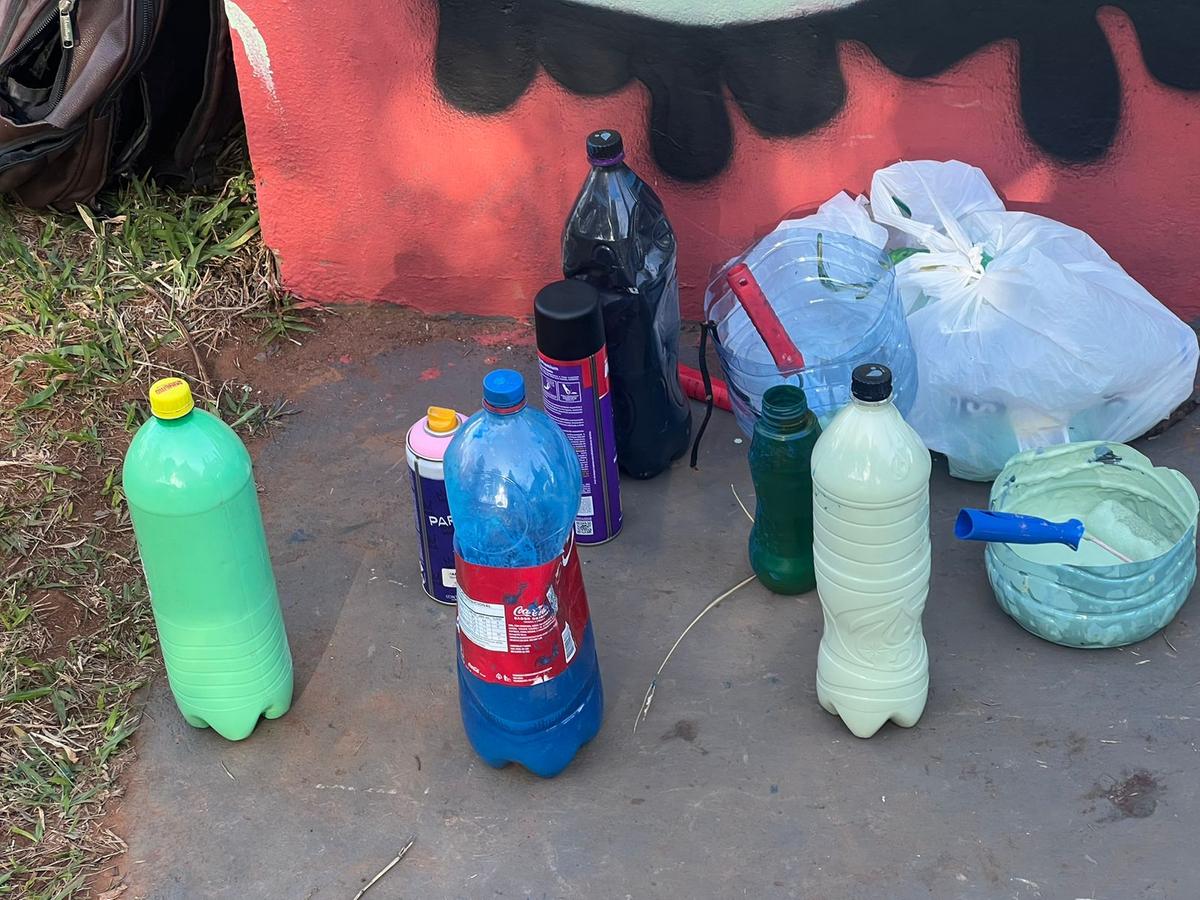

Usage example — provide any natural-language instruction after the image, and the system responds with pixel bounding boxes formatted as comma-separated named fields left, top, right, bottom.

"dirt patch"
left=209, top=305, right=534, bottom=403
left=661, top=719, right=699, bottom=743
left=33, top=589, right=86, bottom=659
left=208, top=310, right=704, bottom=417
left=1106, top=770, right=1162, bottom=819
left=1084, top=769, right=1163, bottom=821
left=1066, top=731, right=1087, bottom=759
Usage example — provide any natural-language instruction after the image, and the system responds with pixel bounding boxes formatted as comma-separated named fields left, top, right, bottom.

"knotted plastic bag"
left=870, top=160, right=1199, bottom=481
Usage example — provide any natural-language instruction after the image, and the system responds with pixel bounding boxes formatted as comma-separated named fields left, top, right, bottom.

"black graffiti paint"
left=433, top=0, right=1200, bottom=181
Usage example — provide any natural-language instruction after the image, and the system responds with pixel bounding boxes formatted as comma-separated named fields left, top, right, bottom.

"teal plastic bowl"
left=985, top=442, right=1198, bottom=649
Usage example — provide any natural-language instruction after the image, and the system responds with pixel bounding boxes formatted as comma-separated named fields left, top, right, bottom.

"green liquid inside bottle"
left=748, top=385, right=822, bottom=595
left=123, top=378, right=293, bottom=740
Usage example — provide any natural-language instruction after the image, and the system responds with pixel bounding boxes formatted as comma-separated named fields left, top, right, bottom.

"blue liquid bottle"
left=444, top=370, right=604, bottom=777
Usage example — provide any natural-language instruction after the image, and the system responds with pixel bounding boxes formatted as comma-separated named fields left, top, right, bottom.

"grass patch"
left=0, top=157, right=305, bottom=897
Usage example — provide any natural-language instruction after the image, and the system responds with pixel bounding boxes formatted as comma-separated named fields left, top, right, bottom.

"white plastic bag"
left=742, top=191, right=887, bottom=266
left=870, top=160, right=1199, bottom=481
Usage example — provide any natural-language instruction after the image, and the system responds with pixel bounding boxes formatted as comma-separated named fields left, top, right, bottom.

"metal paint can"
left=535, top=279, right=623, bottom=544
left=406, top=406, right=466, bottom=604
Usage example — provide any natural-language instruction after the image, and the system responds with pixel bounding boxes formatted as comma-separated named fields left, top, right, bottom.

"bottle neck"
left=760, top=386, right=812, bottom=433
left=585, top=161, right=633, bottom=185
left=760, top=406, right=815, bottom=434
left=588, top=153, right=626, bottom=169
left=851, top=396, right=893, bottom=411
left=483, top=399, right=526, bottom=416
left=154, top=410, right=195, bottom=427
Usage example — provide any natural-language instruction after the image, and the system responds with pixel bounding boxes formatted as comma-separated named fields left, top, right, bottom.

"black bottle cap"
left=535, top=279, right=606, bottom=362
left=586, top=129, right=624, bottom=165
left=851, top=363, right=893, bottom=402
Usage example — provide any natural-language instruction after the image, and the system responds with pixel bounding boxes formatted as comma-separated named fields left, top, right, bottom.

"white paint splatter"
left=225, top=0, right=277, bottom=104
left=313, top=783, right=398, bottom=795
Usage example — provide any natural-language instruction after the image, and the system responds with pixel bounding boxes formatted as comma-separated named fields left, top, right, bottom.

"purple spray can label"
left=534, top=279, right=623, bottom=545
left=539, top=346, right=623, bottom=543
left=406, top=408, right=464, bottom=604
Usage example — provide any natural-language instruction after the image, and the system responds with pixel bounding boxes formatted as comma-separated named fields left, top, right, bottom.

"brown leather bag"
left=0, top=0, right=239, bottom=210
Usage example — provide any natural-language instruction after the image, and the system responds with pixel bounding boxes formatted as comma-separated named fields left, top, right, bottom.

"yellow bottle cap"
left=149, top=377, right=195, bottom=420
left=426, top=406, right=459, bottom=434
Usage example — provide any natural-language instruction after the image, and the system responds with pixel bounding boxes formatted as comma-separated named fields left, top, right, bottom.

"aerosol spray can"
left=406, top=406, right=466, bottom=603
left=535, top=280, right=622, bottom=544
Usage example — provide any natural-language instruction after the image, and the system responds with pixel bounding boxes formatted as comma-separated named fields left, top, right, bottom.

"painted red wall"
left=226, top=2, right=1200, bottom=321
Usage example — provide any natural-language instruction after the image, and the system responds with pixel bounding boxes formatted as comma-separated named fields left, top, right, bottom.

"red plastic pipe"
left=678, top=363, right=731, bottom=411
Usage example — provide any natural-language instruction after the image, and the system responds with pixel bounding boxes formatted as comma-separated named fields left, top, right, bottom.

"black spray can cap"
left=535, top=279, right=606, bottom=361
left=851, top=363, right=893, bottom=402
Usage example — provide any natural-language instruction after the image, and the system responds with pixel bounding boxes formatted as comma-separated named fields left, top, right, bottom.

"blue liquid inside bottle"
left=444, top=370, right=604, bottom=777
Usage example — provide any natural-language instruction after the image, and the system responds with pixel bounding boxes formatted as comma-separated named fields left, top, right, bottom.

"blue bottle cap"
left=482, top=369, right=526, bottom=413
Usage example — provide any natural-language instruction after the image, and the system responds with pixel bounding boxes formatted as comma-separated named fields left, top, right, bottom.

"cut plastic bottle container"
left=984, top=442, right=1199, bottom=648
left=123, top=377, right=293, bottom=741
left=444, top=370, right=604, bottom=777
left=704, top=228, right=917, bottom=436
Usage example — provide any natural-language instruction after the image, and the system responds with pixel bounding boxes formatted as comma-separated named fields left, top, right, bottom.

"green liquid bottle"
left=123, top=377, right=293, bottom=740
left=748, top=384, right=822, bottom=594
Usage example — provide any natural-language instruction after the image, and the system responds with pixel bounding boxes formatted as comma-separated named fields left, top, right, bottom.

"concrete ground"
left=115, top=338, right=1200, bottom=899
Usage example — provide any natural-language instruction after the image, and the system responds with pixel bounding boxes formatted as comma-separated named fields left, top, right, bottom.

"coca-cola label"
left=455, top=537, right=590, bottom=685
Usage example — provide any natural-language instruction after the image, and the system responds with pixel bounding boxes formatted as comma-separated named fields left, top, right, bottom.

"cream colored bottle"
left=811, top=364, right=931, bottom=738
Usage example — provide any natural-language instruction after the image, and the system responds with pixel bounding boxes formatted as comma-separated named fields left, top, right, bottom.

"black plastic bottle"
left=562, top=129, right=692, bottom=480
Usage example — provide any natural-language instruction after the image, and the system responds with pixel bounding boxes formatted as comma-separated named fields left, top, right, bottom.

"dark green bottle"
left=748, top=385, right=822, bottom=594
